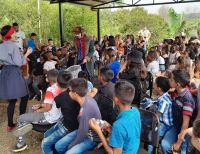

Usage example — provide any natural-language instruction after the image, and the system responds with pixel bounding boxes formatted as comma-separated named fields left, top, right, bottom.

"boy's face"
left=32, top=36, right=36, bottom=40
left=154, top=82, right=160, bottom=95
left=69, top=87, right=77, bottom=101
left=48, top=40, right=53, bottom=46
left=169, top=74, right=177, bottom=89
left=47, top=52, right=54, bottom=60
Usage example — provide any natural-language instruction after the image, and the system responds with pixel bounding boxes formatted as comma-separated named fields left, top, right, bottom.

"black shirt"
left=33, top=62, right=44, bottom=76
left=55, top=91, right=80, bottom=131
left=98, top=82, right=115, bottom=100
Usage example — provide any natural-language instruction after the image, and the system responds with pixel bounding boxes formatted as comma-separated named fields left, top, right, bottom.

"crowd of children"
left=0, top=23, right=200, bottom=154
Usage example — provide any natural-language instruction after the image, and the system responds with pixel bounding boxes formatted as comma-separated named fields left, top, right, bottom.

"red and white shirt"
left=43, top=83, right=62, bottom=123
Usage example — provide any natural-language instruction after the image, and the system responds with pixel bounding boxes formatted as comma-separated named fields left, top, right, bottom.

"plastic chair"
left=32, top=123, right=55, bottom=133
left=137, top=108, right=160, bottom=154
left=65, top=65, right=82, bottom=79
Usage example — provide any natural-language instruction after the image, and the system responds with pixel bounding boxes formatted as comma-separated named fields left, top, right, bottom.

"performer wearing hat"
left=73, top=26, right=95, bottom=80
left=0, top=25, right=32, bottom=132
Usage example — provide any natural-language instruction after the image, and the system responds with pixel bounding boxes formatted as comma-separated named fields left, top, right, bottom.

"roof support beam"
left=92, top=0, right=200, bottom=9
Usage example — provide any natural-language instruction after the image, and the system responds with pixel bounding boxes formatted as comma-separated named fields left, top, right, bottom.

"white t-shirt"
left=43, top=60, right=57, bottom=71
left=157, top=56, right=165, bottom=71
left=15, top=31, right=25, bottom=51
left=93, top=50, right=100, bottom=61
left=43, top=83, right=62, bottom=123
left=147, top=60, right=159, bottom=76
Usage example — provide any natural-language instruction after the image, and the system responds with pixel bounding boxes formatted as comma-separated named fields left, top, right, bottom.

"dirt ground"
left=0, top=100, right=43, bottom=154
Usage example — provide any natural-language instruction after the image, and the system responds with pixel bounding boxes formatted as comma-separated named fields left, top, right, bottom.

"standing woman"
left=0, top=25, right=32, bottom=131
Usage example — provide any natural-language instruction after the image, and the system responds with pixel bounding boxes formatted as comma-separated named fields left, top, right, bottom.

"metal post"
left=59, top=2, right=64, bottom=46
left=37, top=0, right=42, bottom=43
left=97, top=9, right=101, bottom=42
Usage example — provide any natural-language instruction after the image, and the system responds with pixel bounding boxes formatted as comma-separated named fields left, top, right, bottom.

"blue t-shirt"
left=109, top=61, right=121, bottom=83
left=109, top=108, right=141, bottom=154
left=28, top=38, right=36, bottom=52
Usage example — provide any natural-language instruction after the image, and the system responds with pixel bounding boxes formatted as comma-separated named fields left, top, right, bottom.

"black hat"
left=127, top=50, right=143, bottom=64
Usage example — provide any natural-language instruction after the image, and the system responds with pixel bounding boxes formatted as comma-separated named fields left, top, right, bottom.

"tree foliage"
left=0, top=0, right=174, bottom=46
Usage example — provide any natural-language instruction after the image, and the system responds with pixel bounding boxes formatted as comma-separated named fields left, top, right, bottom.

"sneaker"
left=13, top=141, right=28, bottom=153
left=13, top=124, right=33, bottom=137
left=7, top=124, right=17, bottom=132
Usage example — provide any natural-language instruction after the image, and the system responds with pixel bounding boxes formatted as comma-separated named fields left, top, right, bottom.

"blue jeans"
left=55, top=130, right=97, bottom=154
left=161, top=125, right=177, bottom=154
left=41, top=122, right=69, bottom=154
left=148, top=123, right=174, bottom=154
left=179, top=135, right=191, bottom=154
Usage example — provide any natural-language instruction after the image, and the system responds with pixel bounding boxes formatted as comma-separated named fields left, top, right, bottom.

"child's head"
left=155, top=76, right=170, bottom=95
left=169, top=70, right=190, bottom=89
left=56, top=48, right=62, bottom=57
left=45, top=51, right=54, bottom=61
left=147, top=50, right=157, bottom=62
left=114, top=81, right=135, bottom=106
left=48, top=38, right=53, bottom=46
left=193, top=119, right=200, bottom=138
left=30, top=33, right=37, bottom=40
left=156, top=50, right=161, bottom=58
left=98, top=67, right=114, bottom=83
left=94, top=41, right=100, bottom=50
left=176, top=56, right=191, bottom=73
left=78, top=71, right=89, bottom=80
left=46, top=69, right=59, bottom=84
left=57, top=71, right=72, bottom=89
left=106, top=48, right=116, bottom=62
left=69, top=78, right=88, bottom=100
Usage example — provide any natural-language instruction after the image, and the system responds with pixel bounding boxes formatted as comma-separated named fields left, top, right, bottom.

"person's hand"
left=25, top=47, right=33, bottom=57
left=82, top=58, right=87, bottom=64
left=102, top=121, right=112, bottom=133
left=172, top=143, right=180, bottom=154
left=89, top=118, right=101, bottom=133
left=32, top=104, right=41, bottom=110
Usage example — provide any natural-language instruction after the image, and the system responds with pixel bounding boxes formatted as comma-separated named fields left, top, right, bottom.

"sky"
left=122, top=0, right=200, bottom=14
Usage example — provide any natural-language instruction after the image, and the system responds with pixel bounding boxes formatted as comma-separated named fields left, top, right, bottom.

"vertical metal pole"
left=37, top=0, right=42, bottom=43
left=97, top=9, right=101, bottom=42
left=59, top=2, right=64, bottom=46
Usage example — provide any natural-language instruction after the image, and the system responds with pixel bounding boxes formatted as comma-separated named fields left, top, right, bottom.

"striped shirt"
left=157, top=92, right=173, bottom=126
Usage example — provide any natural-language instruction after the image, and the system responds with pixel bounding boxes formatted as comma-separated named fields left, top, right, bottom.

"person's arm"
left=181, top=115, right=190, bottom=132
left=87, top=87, right=98, bottom=97
left=35, top=104, right=52, bottom=112
left=68, top=109, right=90, bottom=149
left=35, top=90, right=54, bottom=112
left=22, top=32, right=27, bottom=49
left=89, top=119, right=115, bottom=154
left=12, top=46, right=32, bottom=66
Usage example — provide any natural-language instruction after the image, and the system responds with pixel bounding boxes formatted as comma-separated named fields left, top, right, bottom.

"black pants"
left=7, top=95, right=29, bottom=127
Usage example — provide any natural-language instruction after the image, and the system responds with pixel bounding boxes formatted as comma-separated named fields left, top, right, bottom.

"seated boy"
left=52, top=78, right=102, bottom=154
left=88, top=81, right=141, bottom=154
left=12, top=69, right=62, bottom=152
left=172, top=119, right=200, bottom=153
left=167, top=70, right=196, bottom=154
left=148, top=76, right=174, bottom=154
left=41, top=71, right=80, bottom=154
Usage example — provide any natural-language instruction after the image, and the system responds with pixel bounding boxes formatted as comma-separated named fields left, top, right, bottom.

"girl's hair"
left=193, top=119, right=200, bottom=138
left=100, top=67, right=114, bottom=82
left=108, top=35, right=116, bottom=46
left=1, top=25, right=12, bottom=39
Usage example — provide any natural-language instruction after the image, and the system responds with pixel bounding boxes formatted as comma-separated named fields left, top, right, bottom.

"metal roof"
left=49, top=0, right=200, bottom=9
